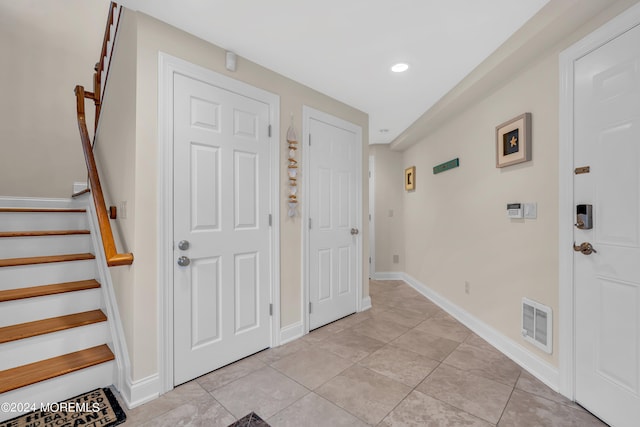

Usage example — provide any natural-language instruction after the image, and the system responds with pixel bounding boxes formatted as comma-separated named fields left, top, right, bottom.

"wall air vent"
left=522, top=297, right=552, bottom=354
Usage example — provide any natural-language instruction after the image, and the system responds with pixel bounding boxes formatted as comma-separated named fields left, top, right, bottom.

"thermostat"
left=507, top=203, right=523, bottom=219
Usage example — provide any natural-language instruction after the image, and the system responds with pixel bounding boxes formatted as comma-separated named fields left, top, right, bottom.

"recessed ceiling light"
left=391, top=63, right=409, bottom=73
left=379, top=129, right=389, bottom=133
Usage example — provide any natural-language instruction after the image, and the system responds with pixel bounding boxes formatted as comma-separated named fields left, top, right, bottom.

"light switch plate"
left=524, top=202, right=537, bottom=219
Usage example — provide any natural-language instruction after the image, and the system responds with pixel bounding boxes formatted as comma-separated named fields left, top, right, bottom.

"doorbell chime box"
left=507, top=203, right=523, bottom=219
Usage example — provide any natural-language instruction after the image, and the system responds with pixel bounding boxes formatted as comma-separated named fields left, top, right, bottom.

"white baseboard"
left=373, top=271, right=404, bottom=280
left=360, top=296, right=372, bottom=311
left=400, top=272, right=560, bottom=392
left=120, top=373, right=160, bottom=409
left=279, top=321, right=304, bottom=345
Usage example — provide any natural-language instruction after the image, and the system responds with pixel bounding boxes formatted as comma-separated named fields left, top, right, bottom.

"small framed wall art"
left=405, top=166, right=416, bottom=191
left=496, top=113, right=531, bottom=168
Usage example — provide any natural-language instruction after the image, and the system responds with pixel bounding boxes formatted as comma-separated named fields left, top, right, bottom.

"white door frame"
left=158, top=52, right=280, bottom=393
left=558, top=2, right=640, bottom=400
left=301, top=106, right=363, bottom=334
left=369, top=155, right=376, bottom=279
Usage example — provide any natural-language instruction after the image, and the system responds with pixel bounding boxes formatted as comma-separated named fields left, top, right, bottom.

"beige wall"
left=98, top=10, right=368, bottom=381
left=0, top=1, right=108, bottom=198
left=402, top=52, right=559, bottom=365
left=370, top=145, right=404, bottom=273
left=390, top=0, right=640, bottom=367
left=93, top=9, right=139, bottom=377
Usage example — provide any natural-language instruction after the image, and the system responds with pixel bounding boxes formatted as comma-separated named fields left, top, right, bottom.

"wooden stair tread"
left=0, top=344, right=114, bottom=393
left=0, top=280, right=101, bottom=302
left=0, top=253, right=95, bottom=267
left=0, top=310, right=107, bottom=344
left=0, top=230, right=90, bottom=238
left=0, top=208, right=86, bottom=213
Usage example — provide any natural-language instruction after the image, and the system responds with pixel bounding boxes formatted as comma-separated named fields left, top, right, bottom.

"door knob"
left=178, top=240, right=190, bottom=250
left=177, top=256, right=191, bottom=266
left=350, top=228, right=359, bottom=236
left=573, top=242, right=597, bottom=255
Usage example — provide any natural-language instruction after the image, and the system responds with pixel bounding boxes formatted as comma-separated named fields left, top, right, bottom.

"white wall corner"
left=401, top=272, right=560, bottom=392
left=120, top=373, right=161, bottom=409
left=373, top=271, right=404, bottom=281
left=360, top=295, right=372, bottom=311
left=279, top=321, right=304, bottom=345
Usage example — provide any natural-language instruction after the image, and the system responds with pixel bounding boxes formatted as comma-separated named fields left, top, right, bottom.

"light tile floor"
left=115, top=280, right=608, bottom=426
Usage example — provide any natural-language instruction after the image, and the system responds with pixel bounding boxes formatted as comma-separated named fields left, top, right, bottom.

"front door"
left=573, top=22, right=640, bottom=427
left=307, top=110, right=361, bottom=330
left=173, top=72, right=272, bottom=385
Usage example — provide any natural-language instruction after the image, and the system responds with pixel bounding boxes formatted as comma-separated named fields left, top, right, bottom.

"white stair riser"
left=0, top=289, right=102, bottom=327
left=0, top=212, right=88, bottom=231
left=0, top=234, right=92, bottom=259
left=0, top=260, right=96, bottom=290
left=0, top=361, right=115, bottom=423
left=0, top=323, right=110, bottom=371
left=0, top=198, right=84, bottom=209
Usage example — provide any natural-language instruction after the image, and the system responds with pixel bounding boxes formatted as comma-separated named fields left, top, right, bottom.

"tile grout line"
left=495, top=370, right=521, bottom=426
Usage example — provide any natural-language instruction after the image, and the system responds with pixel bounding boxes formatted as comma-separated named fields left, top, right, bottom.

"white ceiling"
left=119, top=0, right=550, bottom=144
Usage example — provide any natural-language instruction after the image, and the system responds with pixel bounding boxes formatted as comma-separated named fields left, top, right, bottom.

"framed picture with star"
left=496, top=113, right=531, bottom=168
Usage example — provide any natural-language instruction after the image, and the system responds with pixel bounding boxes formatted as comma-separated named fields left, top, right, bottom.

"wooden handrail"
left=75, top=85, right=133, bottom=267
left=92, top=2, right=120, bottom=131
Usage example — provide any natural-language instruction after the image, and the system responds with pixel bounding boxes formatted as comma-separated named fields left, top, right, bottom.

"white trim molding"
left=558, top=1, right=640, bottom=400
left=372, top=271, right=404, bottom=281
left=158, top=52, right=281, bottom=394
left=360, top=296, right=372, bottom=312
left=279, top=321, right=304, bottom=345
left=85, top=197, right=133, bottom=397
left=399, top=273, right=560, bottom=391
left=120, top=374, right=161, bottom=409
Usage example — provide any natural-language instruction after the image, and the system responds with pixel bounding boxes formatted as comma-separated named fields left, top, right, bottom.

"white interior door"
left=573, top=22, right=640, bottom=427
left=173, top=73, right=272, bottom=385
left=307, top=111, right=361, bottom=330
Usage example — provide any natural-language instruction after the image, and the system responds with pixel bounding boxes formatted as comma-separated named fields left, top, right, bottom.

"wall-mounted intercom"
left=576, top=204, right=593, bottom=229
left=507, top=203, right=523, bottom=219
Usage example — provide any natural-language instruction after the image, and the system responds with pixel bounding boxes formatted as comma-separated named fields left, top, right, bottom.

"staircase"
left=0, top=203, right=117, bottom=422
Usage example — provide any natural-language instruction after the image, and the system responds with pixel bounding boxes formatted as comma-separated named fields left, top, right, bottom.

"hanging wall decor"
left=287, top=116, right=298, bottom=217
left=405, top=166, right=416, bottom=191
left=496, top=113, right=532, bottom=168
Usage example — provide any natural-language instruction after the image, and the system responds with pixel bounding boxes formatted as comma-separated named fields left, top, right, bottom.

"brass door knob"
left=573, top=242, right=597, bottom=255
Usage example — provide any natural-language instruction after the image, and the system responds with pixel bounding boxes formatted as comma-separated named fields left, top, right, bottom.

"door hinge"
left=369, top=256, right=371, bottom=263
left=269, top=303, right=273, bottom=316
left=268, top=214, right=272, bottom=226
left=308, top=218, right=312, bottom=229
left=309, top=302, right=312, bottom=314
left=309, top=134, right=311, bottom=146
left=369, top=171, right=371, bottom=178
left=268, top=124, right=272, bottom=138
left=369, top=214, right=371, bottom=221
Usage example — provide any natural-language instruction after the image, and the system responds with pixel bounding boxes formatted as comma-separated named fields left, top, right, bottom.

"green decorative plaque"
left=433, top=158, right=460, bottom=174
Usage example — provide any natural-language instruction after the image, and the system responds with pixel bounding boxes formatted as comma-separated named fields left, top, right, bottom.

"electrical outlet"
left=119, top=201, right=127, bottom=219
left=465, top=281, right=470, bottom=294
left=388, top=209, right=394, bottom=217
left=393, top=254, right=400, bottom=264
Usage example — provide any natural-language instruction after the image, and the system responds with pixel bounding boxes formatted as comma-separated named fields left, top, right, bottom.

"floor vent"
left=522, top=297, right=552, bottom=354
